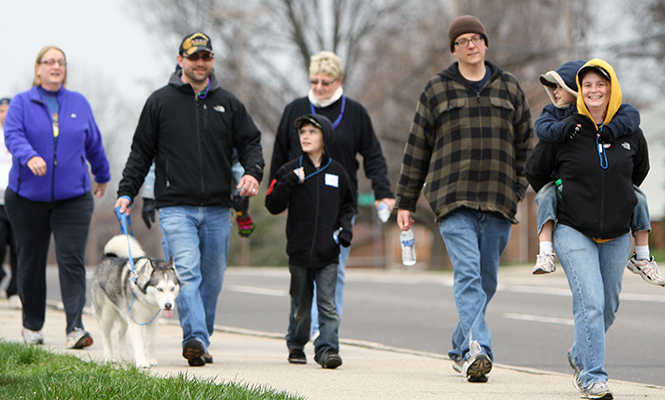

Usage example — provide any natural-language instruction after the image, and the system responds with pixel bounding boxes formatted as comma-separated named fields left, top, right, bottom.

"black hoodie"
left=265, top=114, right=355, bottom=268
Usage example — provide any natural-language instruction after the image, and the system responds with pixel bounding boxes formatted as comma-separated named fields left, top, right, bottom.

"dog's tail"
left=103, top=234, right=146, bottom=258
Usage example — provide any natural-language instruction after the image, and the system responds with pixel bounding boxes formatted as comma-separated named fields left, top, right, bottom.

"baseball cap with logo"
left=179, top=32, right=214, bottom=56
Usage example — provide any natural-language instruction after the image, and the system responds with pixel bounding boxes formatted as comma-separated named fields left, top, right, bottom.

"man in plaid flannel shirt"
left=395, top=15, right=533, bottom=383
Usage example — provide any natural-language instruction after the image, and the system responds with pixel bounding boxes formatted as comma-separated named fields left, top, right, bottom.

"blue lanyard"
left=596, top=123, right=608, bottom=170
left=309, top=95, right=346, bottom=129
left=299, top=155, right=332, bottom=181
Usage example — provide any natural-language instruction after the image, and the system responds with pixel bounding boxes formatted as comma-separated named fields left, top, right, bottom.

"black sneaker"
left=182, top=338, right=206, bottom=367
left=288, top=349, right=307, bottom=364
left=204, top=353, right=213, bottom=364
left=318, top=349, right=342, bottom=369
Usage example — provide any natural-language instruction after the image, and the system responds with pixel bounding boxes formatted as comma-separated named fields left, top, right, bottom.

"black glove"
left=598, top=125, right=616, bottom=143
left=232, top=194, right=249, bottom=214
left=561, top=119, right=581, bottom=142
left=142, top=198, right=156, bottom=229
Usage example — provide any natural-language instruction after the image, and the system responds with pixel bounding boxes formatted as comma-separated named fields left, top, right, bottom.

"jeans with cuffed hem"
left=159, top=206, right=231, bottom=350
left=537, top=182, right=650, bottom=236
left=554, top=224, right=630, bottom=387
left=310, top=216, right=355, bottom=336
left=5, top=189, right=93, bottom=335
left=287, top=263, right=340, bottom=361
left=439, top=207, right=511, bottom=363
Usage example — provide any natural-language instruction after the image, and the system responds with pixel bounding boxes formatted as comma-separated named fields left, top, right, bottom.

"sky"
left=0, top=0, right=168, bottom=103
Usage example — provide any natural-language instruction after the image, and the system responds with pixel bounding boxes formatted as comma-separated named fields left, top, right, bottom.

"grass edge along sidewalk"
left=0, top=340, right=304, bottom=400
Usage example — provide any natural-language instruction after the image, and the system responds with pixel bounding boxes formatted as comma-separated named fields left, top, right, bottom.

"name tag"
left=325, top=173, right=339, bottom=187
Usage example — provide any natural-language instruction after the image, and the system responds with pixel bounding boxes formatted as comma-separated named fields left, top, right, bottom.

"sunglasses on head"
left=184, top=52, right=213, bottom=62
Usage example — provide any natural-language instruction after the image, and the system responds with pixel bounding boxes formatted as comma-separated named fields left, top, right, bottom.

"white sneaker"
left=8, top=294, right=21, bottom=309
left=582, top=382, right=613, bottom=399
left=460, top=339, right=492, bottom=382
left=533, top=251, right=556, bottom=274
left=626, top=255, right=665, bottom=286
left=22, top=328, right=44, bottom=345
left=66, top=328, right=93, bottom=349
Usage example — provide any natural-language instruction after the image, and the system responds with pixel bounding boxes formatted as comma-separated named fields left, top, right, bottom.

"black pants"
left=4, top=189, right=93, bottom=334
left=0, top=205, right=18, bottom=297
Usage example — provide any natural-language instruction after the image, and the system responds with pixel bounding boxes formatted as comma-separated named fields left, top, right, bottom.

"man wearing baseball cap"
left=115, top=32, right=264, bottom=367
left=395, top=15, right=533, bottom=382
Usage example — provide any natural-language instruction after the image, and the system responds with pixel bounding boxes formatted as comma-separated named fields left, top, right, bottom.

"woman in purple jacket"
left=3, top=45, right=110, bottom=348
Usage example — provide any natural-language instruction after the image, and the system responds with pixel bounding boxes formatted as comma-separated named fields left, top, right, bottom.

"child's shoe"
left=532, top=251, right=556, bottom=274
left=626, top=255, right=665, bottom=286
left=236, top=211, right=255, bottom=237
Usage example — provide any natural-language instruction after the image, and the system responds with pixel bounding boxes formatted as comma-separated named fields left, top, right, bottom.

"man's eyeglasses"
left=454, top=35, right=484, bottom=48
left=39, top=59, right=67, bottom=67
left=184, top=52, right=214, bottom=62
left=310, top=79, right=337, bottom=87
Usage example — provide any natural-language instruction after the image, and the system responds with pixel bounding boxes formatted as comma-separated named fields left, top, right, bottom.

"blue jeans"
left=554, top=224, right=630, bottom=387
left=310, top=216, right=355, bottom=336
left=537, top=182, right=650, bottom=236
left=158, top=206, right=231, bottom=350
left=287, top=263, right=340, bottom=362
left=438, top=208, right=512, bottom=362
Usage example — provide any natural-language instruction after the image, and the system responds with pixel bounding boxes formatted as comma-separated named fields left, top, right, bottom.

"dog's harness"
left=115, top=207, right=161, bottom=326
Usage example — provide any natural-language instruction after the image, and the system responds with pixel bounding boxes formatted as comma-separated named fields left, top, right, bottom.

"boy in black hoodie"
left=265, top=114, right=355, bottom=368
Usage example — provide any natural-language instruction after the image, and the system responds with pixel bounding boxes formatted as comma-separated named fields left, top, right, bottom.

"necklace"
left=310, top=95, right=346, bottom=129
left=198, top=80, right=210, bottom=99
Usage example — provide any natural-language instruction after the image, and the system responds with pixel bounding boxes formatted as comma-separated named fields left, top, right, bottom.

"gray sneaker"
left=460, top=339, right=491, bottom=383
left=567, top=349, right=582, bottom=392
left=22, top=328, right=44, bottom=345
left=626, top=255, right=665, bottom=286
left=582, top=382, right=613, bottom=399
left=533, top=251, right=556, bottom=274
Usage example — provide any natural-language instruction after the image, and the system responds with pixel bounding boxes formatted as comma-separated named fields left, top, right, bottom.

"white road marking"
left=504, top=313, right=574, bottom=326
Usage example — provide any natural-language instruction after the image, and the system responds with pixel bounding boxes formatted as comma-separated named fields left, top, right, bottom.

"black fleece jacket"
left=265, top=114, right=355, bottom=268
left=118, top=71, right=264, bottom=208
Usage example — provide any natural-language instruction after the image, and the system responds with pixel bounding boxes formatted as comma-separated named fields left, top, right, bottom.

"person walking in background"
left=115, top=32, right=264, bottom=367
left=3, top=46, right=110, bottom=348
left=526, top=59, right=649, bottom=400
left=0, top=97, right=19, bottom=309
left=270, top=51, right=394, bottom=340
left=266, top=114, right=355, bottom=368
left=395, top=15, right=533, bottom=383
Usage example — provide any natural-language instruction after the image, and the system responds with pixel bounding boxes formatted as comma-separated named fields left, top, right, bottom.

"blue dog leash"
left=114, top=206, right=160, bottom=326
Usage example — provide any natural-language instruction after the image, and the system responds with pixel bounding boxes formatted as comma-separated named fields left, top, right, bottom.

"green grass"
left=0, top=340, right=304, bottom=400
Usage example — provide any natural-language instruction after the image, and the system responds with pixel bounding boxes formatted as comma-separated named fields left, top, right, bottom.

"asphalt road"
left=42, top=263, right=665, bottom=387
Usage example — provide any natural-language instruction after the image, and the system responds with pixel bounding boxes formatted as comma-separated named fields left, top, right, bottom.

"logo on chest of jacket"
left=213, top=105, right=225, bottom=113
left=621, top=142, right=631, bottom=151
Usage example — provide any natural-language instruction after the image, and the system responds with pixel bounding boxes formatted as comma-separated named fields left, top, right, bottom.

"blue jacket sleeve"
left=604, top=103, right=641, bottom=142
left=534, top=104, right=574, bottom=143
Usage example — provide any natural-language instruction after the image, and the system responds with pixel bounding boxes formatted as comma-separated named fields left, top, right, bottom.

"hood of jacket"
left=576, top=58, right=622, bottom=129
left=438, top=61, right=500, bottom=88
left=540, top=60, right=586, bottom=108
left=294, top=113, right=335, bottom=157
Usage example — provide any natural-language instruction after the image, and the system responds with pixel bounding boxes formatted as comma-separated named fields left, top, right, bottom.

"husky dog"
left=91, top=234, right=181, bottom=368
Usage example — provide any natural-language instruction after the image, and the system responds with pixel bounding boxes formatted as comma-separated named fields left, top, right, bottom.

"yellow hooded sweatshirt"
left=576, top=58, right=622, bottom=129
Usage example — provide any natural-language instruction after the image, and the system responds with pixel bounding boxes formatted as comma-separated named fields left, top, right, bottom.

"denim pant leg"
left=51, top=193, right=94, bottom=335
left=535, top=181, right=557, bottom=236
left=554, top=225, right=630, bottom=387
left=313, top=263, right=340, bottom=361
left=159, top=206, right=231, bottom=349
left=631, top=185, right=651, bottom=233
left=311, top=216, right=354, bottom=336
left=286, top=265, right=315, bottom=351
left=439, top=208, right=511, bottom=362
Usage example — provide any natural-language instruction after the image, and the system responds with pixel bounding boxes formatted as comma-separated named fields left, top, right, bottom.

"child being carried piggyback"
left=265, top=114, right=355, bottom=368
left=533, top=60, right=665, bottom=286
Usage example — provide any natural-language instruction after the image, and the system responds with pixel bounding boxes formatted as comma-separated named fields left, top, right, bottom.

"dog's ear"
left=134, top=258, right=154, bottom=292
left=167, top=257, right=182, bottom=284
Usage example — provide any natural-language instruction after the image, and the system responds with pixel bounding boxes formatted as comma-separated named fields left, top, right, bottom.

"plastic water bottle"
left=400, top=228, right=416, bottom=266
left=555, top=178, right=563, bottom=198
left=377, top=202, right=391, bottom=223
left=333, top=227, right=342, bottom=245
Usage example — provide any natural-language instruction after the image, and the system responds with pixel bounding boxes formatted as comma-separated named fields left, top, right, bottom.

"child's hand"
left=293, top=167, right=305, bottom=184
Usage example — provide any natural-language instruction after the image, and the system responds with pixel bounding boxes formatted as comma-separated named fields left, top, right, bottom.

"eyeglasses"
left=39, top=59, right=67, bottom=67
left=310, top=79, right=337, bottom=87
left=454, top=35, right=484, bottom=48
left=184, top=52, right=213, bottom=62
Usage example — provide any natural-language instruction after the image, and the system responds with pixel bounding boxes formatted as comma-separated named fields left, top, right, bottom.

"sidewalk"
left=2, top=289, right=665, bottom=399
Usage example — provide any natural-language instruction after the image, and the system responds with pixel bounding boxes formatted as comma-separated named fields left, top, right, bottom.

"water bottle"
left=400, top=228, right=416, bottom=266
left=555, top=178, right=563, bottom=198
left=377, top=202, right=391, bottom=223
left=333, top=227, right=342, bottom=245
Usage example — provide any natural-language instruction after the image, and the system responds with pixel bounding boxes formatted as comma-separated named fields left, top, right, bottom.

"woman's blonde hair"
left=33, top=45, right=67, bottom=87
left=309, top=51, right=343, bottom=80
